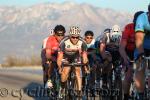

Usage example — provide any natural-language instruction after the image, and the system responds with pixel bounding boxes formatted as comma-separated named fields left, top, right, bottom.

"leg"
left=134, top=65, right=145, bottom=92
left=45, top=62, right=55, bottom=88
left=122, top=65, right=133, bottom=100
left=134, top=62, right=145, bottom=100
left=61, top=66, right=70, bottom=88
left=43, top=67, right=48, bottom=86
left=47, top=62, right=54, bottom=79
left=75, top=67, right=82, bottom=91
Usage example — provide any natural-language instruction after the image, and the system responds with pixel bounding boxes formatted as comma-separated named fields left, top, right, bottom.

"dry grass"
left=1, top=54, right=41, bottom=67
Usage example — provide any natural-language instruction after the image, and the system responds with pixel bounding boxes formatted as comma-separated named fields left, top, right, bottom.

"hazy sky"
left=0, top=0, right=149, bottom=13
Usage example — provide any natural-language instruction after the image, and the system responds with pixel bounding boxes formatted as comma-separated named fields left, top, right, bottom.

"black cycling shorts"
left=144, top=49, right=150, bottom=56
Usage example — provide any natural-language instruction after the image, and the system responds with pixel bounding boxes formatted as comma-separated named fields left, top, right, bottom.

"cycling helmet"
left=54, top=25, right=66, bottom=35
left=111, top=25, right=120, bottom=33
left=133, top=11, right=144, bottom=24
left=103, top=28, right=111, bottom=34
left=69, top=26, right=81, bottom=36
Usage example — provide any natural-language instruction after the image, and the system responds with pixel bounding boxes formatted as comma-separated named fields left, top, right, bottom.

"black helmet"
left=133, top=11, right=144, bottom=24
left=54, top=25, right=66, bottom=35
left=103, top=28, right=111, bottom=34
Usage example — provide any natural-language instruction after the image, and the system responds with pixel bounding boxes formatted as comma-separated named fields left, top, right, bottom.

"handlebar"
left=122, top=60, right=134, bottom=72
left=143, top=56, right=150, bottom=60
left=133, top=56, right=150, bottom=71
left=62, top=62, right=88, bottom=67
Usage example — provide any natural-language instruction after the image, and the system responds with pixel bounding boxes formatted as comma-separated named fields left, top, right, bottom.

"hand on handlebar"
left=102, top=58, right=111, bottom=67
left=58, top=67, right=63, bottom=74
left=135, top=52, right=145, bottom=62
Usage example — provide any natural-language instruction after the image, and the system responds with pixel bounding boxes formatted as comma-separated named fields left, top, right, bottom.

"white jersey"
left=59, top=36, right=87, bottom=56
left=87, top=39, right=95, bottom=49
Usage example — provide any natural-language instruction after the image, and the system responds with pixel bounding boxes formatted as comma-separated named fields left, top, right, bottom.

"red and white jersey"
left=42, top=35, right=59, bottom=55
left=121, top=23, right=135, bottom=52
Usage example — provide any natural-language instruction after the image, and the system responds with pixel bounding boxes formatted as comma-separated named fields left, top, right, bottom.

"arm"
left=135, top=14, right=145, bottom=54
left=46, top=49, right=52, bottom=60
left=99, top=33, right=107, bottom=60
left=135, top=31, right=145, bottom=54
left=57, top=51, right=63, bottom=70
left=119, top=36, right=128, bottom=64
left=100, top=42, right=107, bottom=59
left=45, top=37, right=52, bottom=60
left=57, top=42, right=65, bottom=70
left=119, top=26, right=130, bottom=64
left=81, top=42, right=88, bottom=64
left=82, top=51, right=88, bottom=64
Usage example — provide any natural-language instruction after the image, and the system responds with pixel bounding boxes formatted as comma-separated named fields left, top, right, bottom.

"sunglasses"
left=56, top=34, right=64, bottom=36
left=71, top=36, right=79, bottom=39
left=86, top=37, right=93, bottom=39
left=113, top=31, right=119, bottom=32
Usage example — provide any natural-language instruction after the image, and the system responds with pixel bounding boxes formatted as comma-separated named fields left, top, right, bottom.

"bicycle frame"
left=131, top=56, right=150, bottom=100
left=61, top=62, right=86, bottom=99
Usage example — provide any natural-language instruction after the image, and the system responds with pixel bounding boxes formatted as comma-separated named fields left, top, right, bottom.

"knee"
left=61, top=69, right=69, bottom=82
left=61, top=73, right=68, bottom=82
left=75, top=68, right=82, bottom=77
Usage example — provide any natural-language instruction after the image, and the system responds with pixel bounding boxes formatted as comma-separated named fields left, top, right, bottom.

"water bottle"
left=121, top=69, right=125, bottom=81
left=112, top=70, right=115, bottom=81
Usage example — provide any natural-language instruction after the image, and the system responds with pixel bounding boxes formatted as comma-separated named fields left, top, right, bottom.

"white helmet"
left=110, top=25, right=121, bottom=42
left=111, top=24, right=120, bottom=32
left=69, top=26, right=81, bottom=36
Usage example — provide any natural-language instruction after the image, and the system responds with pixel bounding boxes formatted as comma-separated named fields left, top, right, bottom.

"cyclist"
left=57, top=26, right=88, bottom=96
left=84, top=30, right=95, bottom=49
left=84, top=30, right=96, bottom=71
left=41, top=25, right=66, bottom=88
left=134, top=4, right=150, bottom=99
left=119, top=11, right=144, bottom=100
left=99, top=25, right=122, bottom=87
left=84, top=30, right=96, bottom=95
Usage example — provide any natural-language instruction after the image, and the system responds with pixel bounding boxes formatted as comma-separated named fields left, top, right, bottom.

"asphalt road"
left=0, top=67, right=50, bottom=100
left=0, top=67, right=101, bottom=100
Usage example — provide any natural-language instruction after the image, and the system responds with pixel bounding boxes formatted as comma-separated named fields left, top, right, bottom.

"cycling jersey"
left=121, top=23, right=135, bottom=52
left=41, top=35, right=59, bottom=67
left=59, top=36, right=87, bottom=56
left=135, top=12, right=150, bottom=49
left=101, top=30, right=122, bottom=51
left=46, top=35, right=59, bottom=53
left=94, top=35, right=104, bottom=54
left=59, top=36, right=87, bottom=62
left=42, top=35, right=60, bottom=61
left=42, top=37, right=49, bottom=49
left=87, top=39, right=96, bottom=54
left=100, top=30, right=122, bottom=66
left=87, top=39, right=95, bottom=49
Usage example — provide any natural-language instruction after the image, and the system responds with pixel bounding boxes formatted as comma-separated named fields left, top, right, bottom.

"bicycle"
left=61, top=61, right=87, bottom=100
left=120, top=60, right=134, bottom=100
left=45, top=62, right=61, bottom=100
left=130, top=56, right=150, bottom=100
left=82, top=69, right=90, bottom=100
left=108, top=60, right=122, bottom=100
left=103, top=49, right=122, bottom=100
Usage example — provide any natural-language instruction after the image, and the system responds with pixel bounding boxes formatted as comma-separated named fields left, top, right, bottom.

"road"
left=0, top=67, right=101, bottom=100
left=0, top=67, right=50, bottom=100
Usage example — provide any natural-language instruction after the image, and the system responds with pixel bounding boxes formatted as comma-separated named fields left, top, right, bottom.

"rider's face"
left=70, top=35, right=79, bottom=45
left=55, top=33, right=64, bottom=42
left=85, top=35, right=93, bottom=44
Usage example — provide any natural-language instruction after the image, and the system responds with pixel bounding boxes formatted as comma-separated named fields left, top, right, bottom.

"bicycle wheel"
left=65, top=72, right=77, bottom=100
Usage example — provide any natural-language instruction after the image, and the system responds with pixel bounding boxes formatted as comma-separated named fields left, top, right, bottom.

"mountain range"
left=0, top=2, right=132, bottom=63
